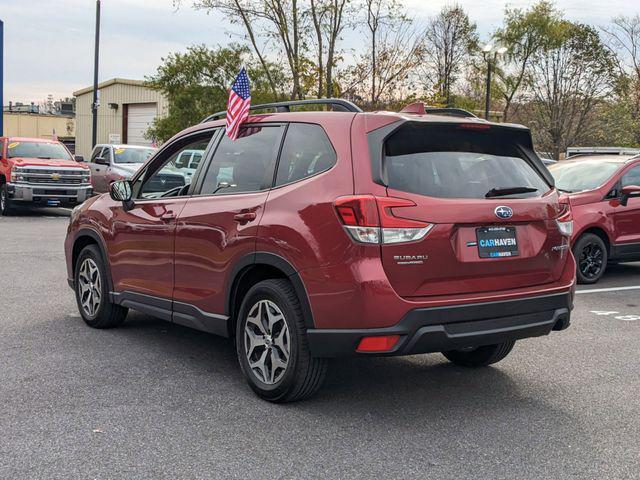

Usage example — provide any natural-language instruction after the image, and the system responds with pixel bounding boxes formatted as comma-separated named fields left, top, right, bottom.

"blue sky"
left=0, top=0, right=636, bottom=102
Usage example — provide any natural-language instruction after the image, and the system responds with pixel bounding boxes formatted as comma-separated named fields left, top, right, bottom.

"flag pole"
left=91, top=0, right=101, bottom=149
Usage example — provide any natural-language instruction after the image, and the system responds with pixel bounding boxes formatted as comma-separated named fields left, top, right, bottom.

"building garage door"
left=126, top=103, right=157, bottom=146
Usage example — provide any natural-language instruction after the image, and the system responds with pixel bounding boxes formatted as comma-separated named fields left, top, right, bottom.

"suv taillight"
left=556, top=196, right=573, bottom=237
left=334, top=195, right=434, bottom=244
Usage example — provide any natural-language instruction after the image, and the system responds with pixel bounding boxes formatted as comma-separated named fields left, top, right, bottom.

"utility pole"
left=484, top=59, right=492, bottom=120
left=91, top=0, right=101, bottom=148
left=0, top=19, right=4, bottom=137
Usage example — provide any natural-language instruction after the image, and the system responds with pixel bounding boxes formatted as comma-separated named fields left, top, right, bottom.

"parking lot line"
left=576, top=285, right=640, bottom=295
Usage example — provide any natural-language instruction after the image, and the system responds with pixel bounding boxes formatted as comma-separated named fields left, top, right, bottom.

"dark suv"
left=65, top=100, right=576, bottom=402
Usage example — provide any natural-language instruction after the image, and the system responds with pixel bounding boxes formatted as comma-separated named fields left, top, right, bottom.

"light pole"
left=482, top=44, right=507, bottom=121
left=91, top=0, right=101, bottom=148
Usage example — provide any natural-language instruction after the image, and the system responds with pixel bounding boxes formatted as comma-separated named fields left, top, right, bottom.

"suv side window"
left=90, top=147, right=103, bottom=163
left=275, top=123, right=337, bottom=187
left=622, top=165, right=640, bottom=187
left=199, top=125, right=284, bottom=195
left=134, top=132, right=216, bottom=199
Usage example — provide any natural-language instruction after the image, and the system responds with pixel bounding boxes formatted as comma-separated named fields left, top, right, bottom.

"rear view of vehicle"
left=1, top=137, right=92, bottom=215
left=305, top=113, right=576, bottom=371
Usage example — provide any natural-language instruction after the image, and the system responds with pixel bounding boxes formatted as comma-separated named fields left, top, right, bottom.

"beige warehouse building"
left=2, top=112, right=75, bottom=141
left=74, top=78, right=168, bottom=159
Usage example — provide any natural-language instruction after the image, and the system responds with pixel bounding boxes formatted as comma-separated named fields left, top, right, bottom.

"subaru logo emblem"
left=495, top=206, right=513, bottom=219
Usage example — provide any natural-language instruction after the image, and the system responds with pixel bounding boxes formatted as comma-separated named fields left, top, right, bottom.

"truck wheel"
left=442, top=341, right=515, bottom=367
left=0, top=184, right=14, bottom=216
left=573, top=233, right=607, bottom=284
left=74, top=245, right=128, bottom=328
left=236, top=279, right=327, bottom=403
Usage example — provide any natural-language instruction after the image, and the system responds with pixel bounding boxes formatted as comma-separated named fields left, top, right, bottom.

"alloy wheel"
left=78, top=258, right=102, bottom=317
left=579, top=242, right=604, bottom=280
left=244, top=299, right=290, bottom=385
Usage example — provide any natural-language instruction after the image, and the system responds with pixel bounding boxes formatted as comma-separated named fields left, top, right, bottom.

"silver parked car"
left=87, top=144, right=156, bottom=193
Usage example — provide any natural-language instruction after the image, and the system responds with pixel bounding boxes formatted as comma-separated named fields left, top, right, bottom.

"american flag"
left=226, top=68, right=251, bottom=141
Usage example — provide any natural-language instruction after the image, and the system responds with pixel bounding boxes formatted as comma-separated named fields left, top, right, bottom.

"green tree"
left=527, top=22, right=616, bottom=158
left=493, top=1, right=562, bottom=121
left=145, top=44, right=286, bottom=142
left=422, top=5, right=478, bottom=107
left=602, top=15, right=640, bottom=145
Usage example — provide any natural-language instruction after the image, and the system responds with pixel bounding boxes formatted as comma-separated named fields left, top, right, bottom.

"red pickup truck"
left=0, top=137, right=92, bottom=215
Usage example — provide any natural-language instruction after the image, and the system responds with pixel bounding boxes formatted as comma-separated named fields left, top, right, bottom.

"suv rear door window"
left=384, top=123, right=550, bottom=199
left=275, top=123, right=336, bottom=187
left=200, top=125, right=284, bottom=195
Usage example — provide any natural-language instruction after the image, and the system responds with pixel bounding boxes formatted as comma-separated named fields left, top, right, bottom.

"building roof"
left=2, top=136, right=61, bottom=143
left=73, top=78, right=148, bottom=97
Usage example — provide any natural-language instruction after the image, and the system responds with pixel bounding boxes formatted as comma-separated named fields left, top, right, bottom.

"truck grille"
left=21, top=167, right=87, bottom=186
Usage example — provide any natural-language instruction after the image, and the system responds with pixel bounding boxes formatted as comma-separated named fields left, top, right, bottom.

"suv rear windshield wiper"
left=485, top=186, right=538, bottom=198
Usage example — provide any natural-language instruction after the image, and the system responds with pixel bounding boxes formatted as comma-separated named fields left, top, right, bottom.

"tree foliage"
left=146, top=44, right=285, bottom=142
left=526, top=22, right=616, bottom=158
left=494, top=1, right=561, bottom=120
left=421, top=5, right=478, bottom=107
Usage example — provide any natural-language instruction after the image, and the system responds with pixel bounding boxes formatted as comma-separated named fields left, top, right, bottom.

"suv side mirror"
left=110, top=180, right=134, bottom=209
left=75, top=155, right=85, bottom=162
left=620, top=185, right=640, bottom=207
left=95, top=156, right=109, bottom=165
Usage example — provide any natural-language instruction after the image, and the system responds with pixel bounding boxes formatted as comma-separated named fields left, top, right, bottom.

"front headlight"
left=10, top=167, right=25, bottom=183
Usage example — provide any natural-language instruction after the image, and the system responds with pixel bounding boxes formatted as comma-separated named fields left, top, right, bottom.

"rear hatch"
left=375, top=121, right=568, bottom=297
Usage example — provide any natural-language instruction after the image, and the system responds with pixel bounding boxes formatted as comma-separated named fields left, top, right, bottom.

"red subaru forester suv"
left=65, top=100, right=576, bottom=402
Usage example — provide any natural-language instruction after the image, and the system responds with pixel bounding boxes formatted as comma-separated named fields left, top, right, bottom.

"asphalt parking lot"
left=1, top=210, right=639, bottom=479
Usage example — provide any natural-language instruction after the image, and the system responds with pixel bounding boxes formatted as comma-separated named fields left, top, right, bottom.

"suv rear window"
left=384, top=123, right=549, bottom=199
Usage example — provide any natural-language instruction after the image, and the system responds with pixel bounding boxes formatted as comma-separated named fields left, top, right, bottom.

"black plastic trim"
left=112, top=291, right=173, bottom=322
left=173, top=301, right=230, bottom=337
left=72, top=228, right=113, bottom=292
left=306, top=292, right=572, bottom=357
left=111, top=291, right=230, bottom=335
left=226, top=252, right=315, bottom=329
left=611, top=242, right=640, bottom=260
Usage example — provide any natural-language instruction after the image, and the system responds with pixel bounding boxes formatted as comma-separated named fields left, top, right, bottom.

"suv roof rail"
left=399, top=102, right=476, bottom=118
left=202, top=98, right=363, bottom=123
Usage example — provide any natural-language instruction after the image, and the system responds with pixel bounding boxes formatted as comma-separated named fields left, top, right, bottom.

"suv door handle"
left=234, top=212, right=257, bottom=223
left=160, top=211, right=176, bottom=221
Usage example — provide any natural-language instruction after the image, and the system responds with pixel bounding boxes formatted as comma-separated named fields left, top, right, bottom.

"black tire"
left=442, top=341, right=515, bottom=367
left=573, top=233, right=608, bottom=284
left=1, top=184, right=14, bottom=216
left=236, top=279, right=327, bottom=403
left=74, top=245, right=128, bottom=328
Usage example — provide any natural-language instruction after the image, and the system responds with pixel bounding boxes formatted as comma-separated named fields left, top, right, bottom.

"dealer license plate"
left=476, top=226, right=519, bottom=258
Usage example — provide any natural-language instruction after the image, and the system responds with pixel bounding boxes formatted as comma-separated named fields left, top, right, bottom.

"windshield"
left=113, top=147, right=155, bottom=164
left=384, top=124, right=550, bottom=199
left=548, top=160, right=621, bottom=192
left=7, top=141, right=73, bottom=160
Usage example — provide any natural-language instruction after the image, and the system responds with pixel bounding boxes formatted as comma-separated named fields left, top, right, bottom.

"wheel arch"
left=72, top=228, right=114, bottom=293
left=227, top=252, right=315, bottom=336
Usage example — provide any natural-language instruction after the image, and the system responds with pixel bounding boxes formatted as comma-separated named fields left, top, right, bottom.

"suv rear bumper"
left=307, top=292, right=572, bottom=357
